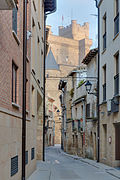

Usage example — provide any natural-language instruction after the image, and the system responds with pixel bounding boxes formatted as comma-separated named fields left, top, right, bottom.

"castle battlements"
left=59, top=20, right=89, bottom=41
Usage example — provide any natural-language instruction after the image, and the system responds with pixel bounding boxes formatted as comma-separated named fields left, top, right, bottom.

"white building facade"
left=97, top=0, right=120, bottom=167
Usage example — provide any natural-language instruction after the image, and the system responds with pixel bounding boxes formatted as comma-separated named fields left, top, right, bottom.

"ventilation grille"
left=11, top=155, right=18, bottom=176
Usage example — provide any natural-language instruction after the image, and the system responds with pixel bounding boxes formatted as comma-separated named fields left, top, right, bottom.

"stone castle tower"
left=46, top=20, right=92, bottom=144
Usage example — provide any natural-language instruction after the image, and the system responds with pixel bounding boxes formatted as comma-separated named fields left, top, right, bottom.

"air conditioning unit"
left=107, top=99, right=111, bottom=112
left=0, top=0, right=15, bottom=10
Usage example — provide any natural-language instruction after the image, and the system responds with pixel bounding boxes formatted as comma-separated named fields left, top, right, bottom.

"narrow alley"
left=28, top=145, right=120, bottom=180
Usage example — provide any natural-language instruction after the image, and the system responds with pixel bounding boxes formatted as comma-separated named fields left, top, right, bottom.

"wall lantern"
left=85, top=80, right=92, bottom=94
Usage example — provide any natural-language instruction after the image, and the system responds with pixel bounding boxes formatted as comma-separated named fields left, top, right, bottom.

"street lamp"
left=85, top=81, right=92, bottom=94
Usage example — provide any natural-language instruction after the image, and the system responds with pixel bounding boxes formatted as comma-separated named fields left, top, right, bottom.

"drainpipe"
left=43, top=1, right=57, bottom=162
left=43, top=13, right=47, bottom=161
left=22, top=0, right=27, bottom=179
left=95, top=0, right=100, bottom=163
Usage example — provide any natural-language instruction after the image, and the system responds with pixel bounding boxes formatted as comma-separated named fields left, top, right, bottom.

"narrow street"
left=28, top=145, right=120, bottom=180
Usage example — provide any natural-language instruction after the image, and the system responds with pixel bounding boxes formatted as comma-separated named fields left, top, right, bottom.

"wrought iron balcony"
left=0, top=0, right=15, bottom=10
left=114, top=74, right=119, bottom=96
left=103, top=83, right=106, bottom=101
left=114, top=13, right=119, bottom=36
left=103, top=32, right=106, bottom=50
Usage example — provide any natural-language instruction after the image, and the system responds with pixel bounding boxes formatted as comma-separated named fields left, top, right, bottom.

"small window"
left=103, top=65, right=106, bottom=101
left=103, top=65, right=106, bottom=84
left=25, top=151, right=28, bottom=165
left=115, top=0, right=119, bottom=17
left=12, top=62, right=18, bottom=103
left=114, top=0, right=119, bottom=36
left=86, top=104, right=90, bottom=118
left=33, top=1, right=36, bottom=11
left=114, top=53, right=119, bottom=95
left=115, top=53, right=119, bottom=75
left=78, top=120, right=80, bottom=131
left=72, top=120, right=74, bottom=131
left=11, top=156, right=18, bottom=176
left=12, top=6, right=18, bottom=34
left=31, top=148, right=35, bottom=160
left=103, top=13, right=106, bottom=50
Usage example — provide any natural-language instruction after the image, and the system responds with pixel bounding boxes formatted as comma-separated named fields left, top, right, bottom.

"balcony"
left=114, top=13, right=119, bottom=36
left=114, top=74, right=119, bottom=96
left=0, top=0, right=15, bottom=10
left=103, top=83, right=106, bottom=102
left=103, top=32, right=106, bottom=50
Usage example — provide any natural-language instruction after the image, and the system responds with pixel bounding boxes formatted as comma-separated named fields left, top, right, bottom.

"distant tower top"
left=59, top=20, right=89, bottom=41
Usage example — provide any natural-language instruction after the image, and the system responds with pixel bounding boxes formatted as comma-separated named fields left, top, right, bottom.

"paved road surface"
left=28, top=145, right=120, bottom=180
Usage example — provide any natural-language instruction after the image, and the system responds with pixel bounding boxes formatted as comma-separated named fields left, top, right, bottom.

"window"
left=103, top=65, right=106, bottom=101
left=115, top=0, right=119, bottom=16
left=12, top=62, right=18, bottom=103
left=33, top=1, right=36, bottom=11
left=86, top=104, right=90, bottom=118
left=12, top=6, right=18, bottom=34
left=31, top=148, right=35, bottom=160
left=11, top=156, right=18, bottom=176
left=25, top=151, right=28, bottom=165
left=75, top=108, right=77, bottom=119
left=103, top=13, right=106, bottom=50
left=72, top=120, right=74, bottom=131
left=114, top=0, right=119, bottom=36
left=114, top=53, right=119, bottom=95
left=78, top=120, right=80, bottom=131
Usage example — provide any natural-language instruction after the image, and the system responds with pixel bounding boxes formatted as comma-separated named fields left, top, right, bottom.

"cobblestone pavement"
left=28, top=145, right=120, bottom=180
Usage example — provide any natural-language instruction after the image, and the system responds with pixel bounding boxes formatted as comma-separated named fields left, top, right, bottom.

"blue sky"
left=46, top=0, right=98, bottom=48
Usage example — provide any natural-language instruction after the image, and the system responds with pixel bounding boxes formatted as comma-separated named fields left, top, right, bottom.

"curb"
left=59, top=148, right=120, bottom=179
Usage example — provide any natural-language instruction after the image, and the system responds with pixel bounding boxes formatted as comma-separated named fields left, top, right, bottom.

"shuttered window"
left=11, top=156, right=18, bottom=176
left=31, top=148, right=35, bottom=160
left=12, top=6, right=18, bottom=34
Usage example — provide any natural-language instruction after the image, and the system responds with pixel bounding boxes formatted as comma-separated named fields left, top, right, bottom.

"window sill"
left=12, top=102, right=20, bottom=109
left=12, top=31, right=20, bottom=45
left=113, top=32, right=119, bottom=41
left=102, top=48, right=106, bottom=54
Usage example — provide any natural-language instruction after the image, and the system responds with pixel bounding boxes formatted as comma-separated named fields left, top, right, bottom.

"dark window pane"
left=114, top=14, right=119, bottom=36
left=12, top=7, right=18, bottom=34
left=103, top=83, right=106, bottom=101
left=86, top=104, right=90, bottom=118
left=25, top=151, right=28, bottom=165
left=31, top=148, right=35, bottom=160
left=12, top=63, right=17, bottom=103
